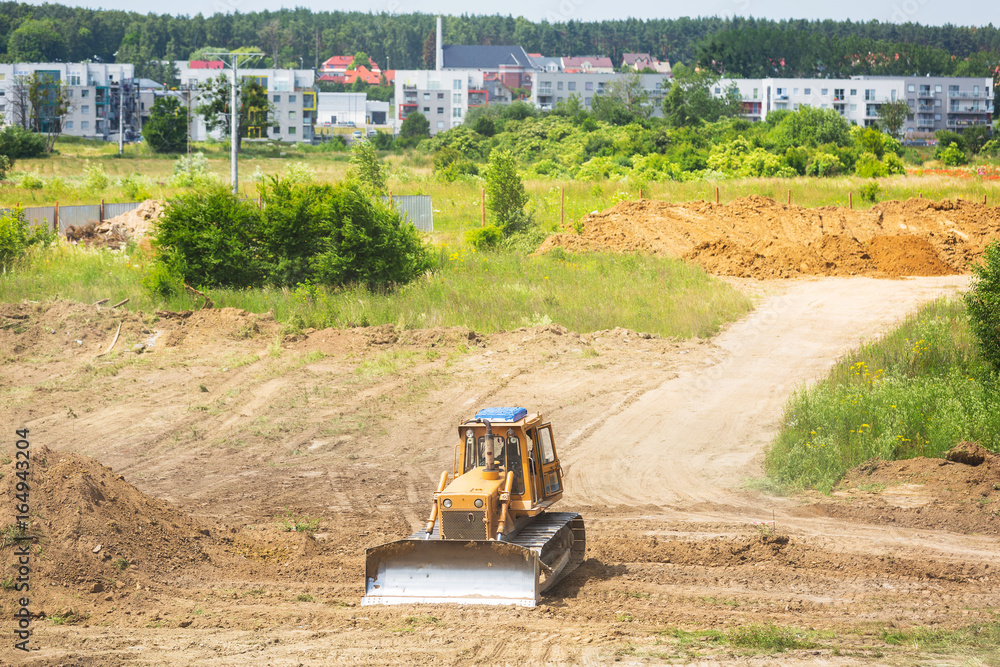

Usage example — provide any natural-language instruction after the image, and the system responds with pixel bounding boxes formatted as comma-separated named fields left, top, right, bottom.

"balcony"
left=947, top=118, right=991, bottom=128
left=948, top=91, right=983, bottom=98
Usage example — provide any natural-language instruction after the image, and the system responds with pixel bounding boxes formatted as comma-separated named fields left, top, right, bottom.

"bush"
left=484, top=148, right=530, bottom=236
left=83, top=161, right=110, bottom=191
left=938, top=142, right=968, bottom=167
left=0, top=208, right=56, bottom=270
left=18, top=171, right=44, bottom=190
left=466, top=224, right=503, bottom=251
left=0, top=155, right=9, bottom=181
left=348, top=140, right=387, bottom=193
left=805, top=152, right=843, bottom=177
left=118, top=173, right=152, bottom=200
left=964, top=240, right=1000, bottom=372
left=168, top=153, right=217, bottom=188
left=859, top=180, right=881, bottom=203
left=0, top=124, right=46, bottom=160
left=855, top=152, right=888, bottom=178
left=140, top=261, right=184, bottom=298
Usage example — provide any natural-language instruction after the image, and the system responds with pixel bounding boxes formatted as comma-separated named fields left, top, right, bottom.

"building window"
left=288, top=110, right=296, bottom=119
left=850, top=88, right=856, bottom=96
left=273, top=126, right=281, bottom=134
left=752, top=88, right=758, bottom=99
left=453, top=92, right=461, bottom=103
left=437, top=121, right=444, bottom=129
left=934, top=113, right=941, bottom=121
left=423, top=106, right=429, bottom=112
left=452, top=108, right=461, bottom=118
left=793, top=103, right=799, bottom=110
left=288, top=127, right=296, bottom=135
left=453, top=79, right=462, bottom=90
left=557, top=81, right=563, bottom=90
left=423, top=92, right=430, bottom=100
left=908, top=84, right=915, bottom=92
left=437, top=92, right=444, bottom=99
left=437, top=107, right=444, bottom=114
left=81, top=121, right=89, bottom=129
left=864, top=89, right=875, bottom=101
left=557, top=96, right=563, bottom=102
left=288, top=94, right=296, bottom=103
left=935, top=85, right=942, bottom=93
left=834, top=88, right=844, bottom=99
left=820, top=88, right=828, bottom=95
left=585, top=97, right=592, bottom=105
left=850, top=104, right=857, bottom=111
left=68, top=74, right=81, bottom=85
left=67, top=90, right=73, bottom=97
left=273, top=94, right=281, bottom=102
left=64, top=120, right=73, bottom=129
left=81, top=105, right=89, bottom=114
left=793, top=88, right=799, bottom=95
left=935, top=99, right=941, bottom=107
left=715, top=86, right=721, bottom=94
left=974, top=85, right=980, bottom=95
left=949, top=85, right=959, bottom=94
left=804, top=88, right=811, bottom=95
left=81, top=89, right=89, bottom=98
left=568, top=82, right=576, bottom=91
left=586, top=81, right=594, bottom=91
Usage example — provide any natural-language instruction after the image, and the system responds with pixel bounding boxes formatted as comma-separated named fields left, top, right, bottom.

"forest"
left=0, top=3, right=999, bottom=85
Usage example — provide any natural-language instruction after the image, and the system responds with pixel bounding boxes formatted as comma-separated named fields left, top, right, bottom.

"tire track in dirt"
left=561, top=276, right=968, bottom=516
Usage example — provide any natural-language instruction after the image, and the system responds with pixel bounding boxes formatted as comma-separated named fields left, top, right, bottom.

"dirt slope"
left=537, top=196, right=1000, bottom=279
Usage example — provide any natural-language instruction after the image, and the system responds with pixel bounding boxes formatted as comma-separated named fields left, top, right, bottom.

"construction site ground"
left=3, top=197, right=1000, bottom=665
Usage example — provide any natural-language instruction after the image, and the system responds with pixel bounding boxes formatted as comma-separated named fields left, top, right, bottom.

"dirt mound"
left=805, top=443, right=1000, bottom=535
left=537, top=196, right=1000, bottom=279
left=66, top=200, right=163, bottom=249
left=0, top=446, right=213, bottom=588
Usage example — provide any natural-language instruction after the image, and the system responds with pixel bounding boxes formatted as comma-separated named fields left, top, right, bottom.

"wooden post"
left=481, top=187, right=486, bottom=227
left=787, top=189, right=791, bottom=205
left=100, top=198, right=105, bottom=222
left=639, top=188, right=643, bottom=200
left=53, top=201, right=58, bottom=232
left=715, top=187, right=719, bottom=204
left=849, top=192, right=853, bottom=209
left=560, top=187, right=564, bottom=229
left=918, top=192, right=922, bottom=198
left=985, top=195, right=988, bottom=205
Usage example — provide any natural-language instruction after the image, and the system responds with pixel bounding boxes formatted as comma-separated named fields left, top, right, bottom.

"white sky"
left=23, top=0, right=991, bottom=28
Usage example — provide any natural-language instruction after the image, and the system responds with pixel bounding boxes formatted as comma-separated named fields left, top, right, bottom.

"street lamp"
left=204, top=51, right=264, bottom=194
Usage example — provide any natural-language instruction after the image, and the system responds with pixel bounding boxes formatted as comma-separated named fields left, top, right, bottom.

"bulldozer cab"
left=455, top=410, right=563, bottom=513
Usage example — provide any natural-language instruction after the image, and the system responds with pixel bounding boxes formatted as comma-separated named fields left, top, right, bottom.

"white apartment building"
left=394, top=69, right=493, bottom=135
left=531, top=72, right=671, bottom=112
left=715, top=75, right=993, bottom=135
left=174, top=63, right=317, bottom=143
left=0, top=62, right=138, bottom=140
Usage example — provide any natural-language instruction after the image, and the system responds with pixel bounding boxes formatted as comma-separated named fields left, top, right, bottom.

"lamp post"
left=205, top=51, right=264, bottom=194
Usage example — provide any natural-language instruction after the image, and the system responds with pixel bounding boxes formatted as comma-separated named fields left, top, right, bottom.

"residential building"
left=621, top=53, right=672, bottom=75
left=528, top=54, right=562, bottom=73
left=174, top=62, right=317, bottom=142
left=713, top=75, right=993, bottom=135
left=560, top=56, right=614, bottom=74
left=394, top=69, right=495, bottom=134
left=315, top=92, right=389, bottom=127
left=531, top=72, right=671, bottom=113
left=317, top=65, right=395, bottom=86
left=321, top=55, right=380, bottom=76
left=0, top=62, right=139, bottom=141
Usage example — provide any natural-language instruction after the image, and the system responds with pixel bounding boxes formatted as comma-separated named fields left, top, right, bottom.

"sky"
left=22, top=0, right=990, bottom=27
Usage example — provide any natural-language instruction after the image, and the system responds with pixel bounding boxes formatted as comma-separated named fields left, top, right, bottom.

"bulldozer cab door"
left=534, top=424, right=562, bottom=499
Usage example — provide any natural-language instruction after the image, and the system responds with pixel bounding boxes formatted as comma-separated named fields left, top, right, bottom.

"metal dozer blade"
left=362, top=538, right=541, bottom=607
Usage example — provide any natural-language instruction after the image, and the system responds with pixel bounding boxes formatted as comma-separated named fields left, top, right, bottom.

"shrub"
left=964, top=240, right=1000, bottom=372
left=118, top=173, right=152, bottom=201
left=855, top=152, right=888, bottom=178
left=466, top=224, right=503, bottom=251
left=348, top=140, right=387, bottom=193
left=859, top=181, right=881, bottom=203
left=0, top=155, right=9, bottom=181
left=0, top=208, right=56, bottom=270
left=0, top=124, right=46, bottom=160
left=140, top=260, right=184, bottom=298
left=938, top=142, right=967, bottom=167
left=168, top=153, right=216, bottom=188
left=82, top=161, right=110, bottom=191
left=805, top=152, right=843, bottom=177
left=484, top=148, right=530, bottom=236
left=18, top=171, right=44, bottom=190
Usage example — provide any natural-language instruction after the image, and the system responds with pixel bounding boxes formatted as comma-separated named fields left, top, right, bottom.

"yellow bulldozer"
left=362, top=407, right=585, bottom=607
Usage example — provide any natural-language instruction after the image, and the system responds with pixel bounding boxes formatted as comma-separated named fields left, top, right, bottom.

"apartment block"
left=0, top=62, right=139, bottom=141
left=714, top=75, right=993, bottom=135
left=531, top=72, right=671, bottom=113
left=174, top=62, right=317, bottom=143
left=394, top=69, right=493, bottom=134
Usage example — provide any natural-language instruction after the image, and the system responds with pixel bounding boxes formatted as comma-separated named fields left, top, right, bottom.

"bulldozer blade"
left=362, top=538, right=540, bottom=607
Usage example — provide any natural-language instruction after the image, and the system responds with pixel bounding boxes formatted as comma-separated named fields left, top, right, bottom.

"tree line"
left=0, top=4, right=998, bottom=83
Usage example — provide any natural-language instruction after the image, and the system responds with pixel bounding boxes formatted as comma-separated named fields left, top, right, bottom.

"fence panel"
left=58, top=205, right=102, bottom=233
left=22, top=206, right=55, bottom=231
left=392, top=195, right=433, bottom=232
left=104, top=202, right=141, bottom=220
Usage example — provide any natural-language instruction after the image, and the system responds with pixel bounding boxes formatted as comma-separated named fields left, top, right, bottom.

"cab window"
left=538, top=426, right=555, bottom=464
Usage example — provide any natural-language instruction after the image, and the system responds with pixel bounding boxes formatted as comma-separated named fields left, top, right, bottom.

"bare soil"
left=537, top=196, right=1000, bottom=279
left=3, top=194, right=1000, bottom=664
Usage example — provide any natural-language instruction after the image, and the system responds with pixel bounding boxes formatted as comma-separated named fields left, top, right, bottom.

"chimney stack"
left=436, top=16, right=443, bottom=71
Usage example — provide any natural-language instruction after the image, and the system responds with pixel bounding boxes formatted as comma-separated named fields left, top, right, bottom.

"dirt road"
left=4, top=274, right=1000, bottom=666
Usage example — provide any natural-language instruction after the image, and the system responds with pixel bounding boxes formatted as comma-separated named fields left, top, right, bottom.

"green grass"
left=766, top=298, right=1000, bottom=492
left=1, top=244, right=752, bottom=340
left=880, top=622, right=1000, bottom=651
left=276, top=509, right=321, bottom=533
left=658, top=623, right=814, bottom=652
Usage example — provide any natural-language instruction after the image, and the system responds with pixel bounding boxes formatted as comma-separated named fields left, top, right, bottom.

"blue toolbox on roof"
left=474, top=407, right=528, bottom=422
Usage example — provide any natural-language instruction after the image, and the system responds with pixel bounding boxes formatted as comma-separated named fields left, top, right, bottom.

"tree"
left=662, top=64, right=741, bottom=127
left=144, top=96, right=188, bottom=154
left=8, top=75, right=32, bottom=131
left=350, top=51, right=371, bottom=70
left=258, top=20, right=290, bottom=68
left=483, top=148, right=529, bottom=236
left=876, top=99, right=909, bottom=141
left=593, top=73, right=652, bottom=123
left=27, top=73, right=72, bottom=152
left=349, top=139, right=388, bottom=194
left=7, top=19, right=67, bottom=62
left=963, top=126, right=992, bottom=155
left=196, top=74, right=271, bottom=151
left=964, top=240, right=1000, bottom=372
left=397, top=112, right=430, bottom=148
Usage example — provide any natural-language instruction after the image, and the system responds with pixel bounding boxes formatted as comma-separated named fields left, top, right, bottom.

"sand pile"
left=537, top=196, right=1000, bottom=279
left=66, top=199, right=163, bottom=249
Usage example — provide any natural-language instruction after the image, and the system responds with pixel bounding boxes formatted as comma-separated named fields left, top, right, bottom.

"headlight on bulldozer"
left=442, top=498, right=452, bottom=508
left=474, top=498, right=484, bottom=508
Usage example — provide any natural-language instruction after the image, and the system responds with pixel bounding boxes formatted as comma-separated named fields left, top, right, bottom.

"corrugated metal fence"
left=3, top=196, right=432, bottom=234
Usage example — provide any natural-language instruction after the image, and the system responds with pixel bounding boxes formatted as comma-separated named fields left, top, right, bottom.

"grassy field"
left=765, top=298, right=1000, bottom=493
left=0, top=243, right=753, bottom=339
left=4, top=137, right=1000, bottom=246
